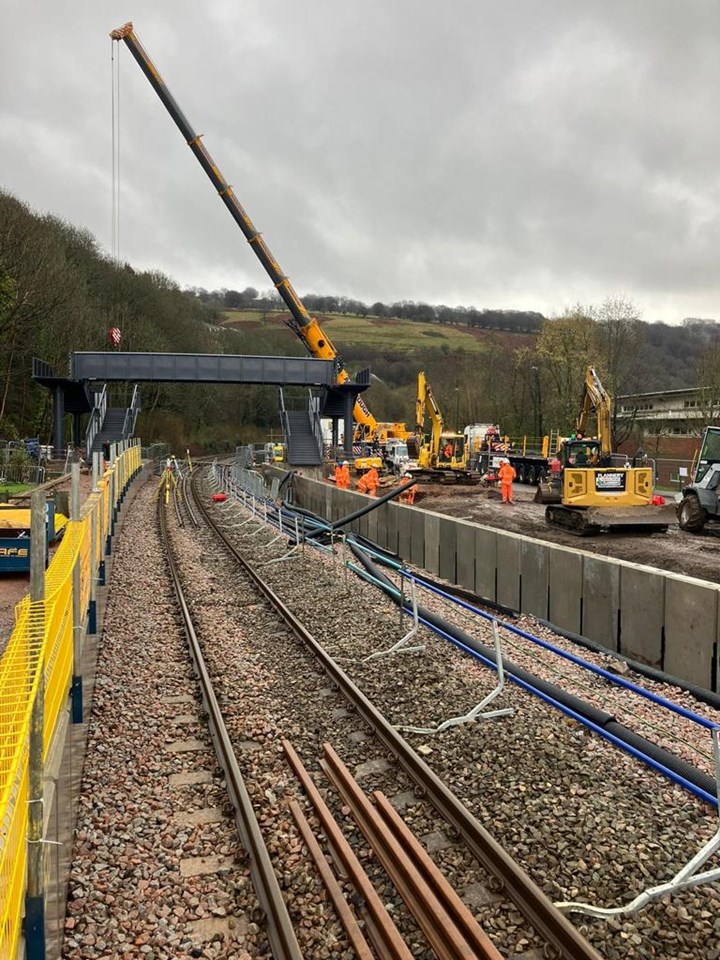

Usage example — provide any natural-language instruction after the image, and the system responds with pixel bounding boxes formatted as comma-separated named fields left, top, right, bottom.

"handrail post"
left=26, top=488, right=47, bottom=959
left=71, top=463, right=83, bottom=723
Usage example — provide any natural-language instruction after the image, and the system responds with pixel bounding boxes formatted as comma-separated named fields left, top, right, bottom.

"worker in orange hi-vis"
left=336, top=460, right=351, bottom=489
left=357, top=465, right=379, bottom=496
left=399, top=473, right=416, bottom=505
left=498, top=458, right=516, bottom=504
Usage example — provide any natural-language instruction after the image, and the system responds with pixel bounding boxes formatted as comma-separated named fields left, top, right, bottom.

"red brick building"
left=615, top=386, right=714, bottom=460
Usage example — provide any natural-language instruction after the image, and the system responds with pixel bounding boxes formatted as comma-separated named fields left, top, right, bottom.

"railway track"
left=157, top=466, right=602, bottom=959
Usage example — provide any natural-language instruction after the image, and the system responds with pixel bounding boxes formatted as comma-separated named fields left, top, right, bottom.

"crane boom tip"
left=110, top=22, right=134, bottom=41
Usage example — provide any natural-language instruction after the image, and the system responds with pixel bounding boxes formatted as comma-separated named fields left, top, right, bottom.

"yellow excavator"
left=110, top=23, right=408, bottom=448
left=410, top=372, right=478, bottom=483
left=541, top=367, right=672, bottom=535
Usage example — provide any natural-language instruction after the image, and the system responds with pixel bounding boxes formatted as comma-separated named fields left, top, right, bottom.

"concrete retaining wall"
left=290, top=474, right=720, bottom=693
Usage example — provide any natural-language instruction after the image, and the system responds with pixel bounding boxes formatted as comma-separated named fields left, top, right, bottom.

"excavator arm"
left=576, top=367, right=613, bottom=456
left=110, top=22, right=377, bottom=433
left=415, top=371, right=444, bottom=456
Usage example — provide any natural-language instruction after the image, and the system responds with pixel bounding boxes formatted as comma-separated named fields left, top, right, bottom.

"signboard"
left=107, top=327, right=122, bottom=348
left=595, top=471, right=626, bottom=493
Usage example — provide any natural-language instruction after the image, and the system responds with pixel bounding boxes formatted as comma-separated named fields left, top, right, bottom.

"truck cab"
left=384, top=440, right=411, bottom=475
left=677, top=426, right=720, bottom=533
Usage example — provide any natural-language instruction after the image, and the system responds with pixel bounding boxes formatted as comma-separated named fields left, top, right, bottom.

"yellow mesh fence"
left=0, top=441, right=141, bottom=960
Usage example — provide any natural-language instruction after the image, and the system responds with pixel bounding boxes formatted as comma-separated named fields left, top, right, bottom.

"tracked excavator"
left=110, top=23, right=408, bottom=447
left=539, top=367, right=672, bottom=535
left=410, top=372, right=478, bottom=483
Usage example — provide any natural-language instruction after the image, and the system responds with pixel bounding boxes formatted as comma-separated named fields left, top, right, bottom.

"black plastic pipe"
left=536, top=618, right=720, bottom=711
left=380, top=551, right=720, bottom=709
left=303, top=477, right=417, bottom=541
left=349, top=543, right=717, bottom=801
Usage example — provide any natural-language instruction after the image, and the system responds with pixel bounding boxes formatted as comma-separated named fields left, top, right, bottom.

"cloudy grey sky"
left=2, top=1, right=720, bottom=323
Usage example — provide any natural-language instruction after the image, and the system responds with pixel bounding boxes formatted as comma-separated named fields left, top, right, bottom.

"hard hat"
left=343, top=460, right=349, bottom=466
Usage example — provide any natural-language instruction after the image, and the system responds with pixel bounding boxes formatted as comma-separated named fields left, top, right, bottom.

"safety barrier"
left=0, top=438, right=142, bottom=960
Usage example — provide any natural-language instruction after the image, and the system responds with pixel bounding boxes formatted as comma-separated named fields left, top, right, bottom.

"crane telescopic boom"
left=110, top=21, right=377, bottom=433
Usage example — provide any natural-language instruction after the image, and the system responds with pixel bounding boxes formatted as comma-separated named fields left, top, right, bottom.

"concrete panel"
left=474, top=526, right=497, bottom=602
left=439, top=516, right=457, bottom=583
left=330, top=487, right=342, bottom=523
left=374, top=504, right=390, bottom=550
left=397, top=505, right=412, bottom=561
left=455, top=521, right=476, bottom=592
left=386, top=503, right=399, bottom=556
left=367, top=501, right=379, bottom=545
left=358, top=507, right=370, bottom=540
left=294, top=477, right=310, bottom=510
left=618, top=566, right=664, bottom=667
left=519, top=539, right=548, bottom=620
left=496, top=534, right=521, bottom=610
left=339, top=492, right=360, bottom=533
left=582, top=555, right=620, bottom=650
left=351, top=492, right=366, bottom=535
left=548, top=548, right=583, bottom=633
left=424, top=513, right=440, bottom=575
left=324, top=484, right=333, bottom=522
left=410, top=509, right=425, bottom=567
left=664, top=576, right=718, bottom=690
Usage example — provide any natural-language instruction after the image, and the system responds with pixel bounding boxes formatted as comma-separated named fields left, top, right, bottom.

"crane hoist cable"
left=110, top=39, right=121, bottom=264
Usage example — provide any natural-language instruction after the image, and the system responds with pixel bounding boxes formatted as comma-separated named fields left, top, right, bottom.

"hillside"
left=220, top=309, right=536, bottom=354
left=2, top=186, right=719, bottom=452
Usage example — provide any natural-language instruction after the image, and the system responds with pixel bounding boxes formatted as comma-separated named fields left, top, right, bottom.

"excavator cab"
left=438, top=434, right=465, bottom=468
left=560, top=438, right=605, bottom=469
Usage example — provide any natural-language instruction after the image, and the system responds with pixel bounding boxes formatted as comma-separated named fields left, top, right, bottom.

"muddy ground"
left=410, top=481, right=720, bottom=586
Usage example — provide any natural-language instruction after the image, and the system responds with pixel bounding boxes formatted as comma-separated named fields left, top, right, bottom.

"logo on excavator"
left=595, top=472, right=626, bottom=492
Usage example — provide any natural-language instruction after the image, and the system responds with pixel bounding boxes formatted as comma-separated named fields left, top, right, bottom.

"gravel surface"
left=205, top=471, right=720, bottom=960
left=404, top=586, right=719, bottom=779
left=172, top=483, right=539, bottom=957
left=64, top=477, right=260, bottom=960
left=63, top=468, right=720, bottom=960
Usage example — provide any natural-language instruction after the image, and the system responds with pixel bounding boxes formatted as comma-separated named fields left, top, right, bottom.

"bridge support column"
left=343, top=393, right=354, bottom=460
left=53, top=385, right=65, bottom=457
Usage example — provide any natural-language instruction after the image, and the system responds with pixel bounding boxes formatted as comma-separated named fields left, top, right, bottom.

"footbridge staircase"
left=85, top=385, right=141, bottom=459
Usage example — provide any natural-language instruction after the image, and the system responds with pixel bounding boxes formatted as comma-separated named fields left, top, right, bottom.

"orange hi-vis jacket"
left=498, top=462, right=516, bottom=485
left=335, top=464, right=350, bottom=488
left=358, top=466, right=379, bottom=495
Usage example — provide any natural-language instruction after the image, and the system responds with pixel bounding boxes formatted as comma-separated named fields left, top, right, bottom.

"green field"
left=221, top=310, right=490, bottom=354
left=0, top=482, right=33, bottom=498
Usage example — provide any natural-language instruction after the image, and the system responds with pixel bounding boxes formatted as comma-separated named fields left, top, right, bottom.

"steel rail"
left=321, top=743, right=503, bottom=960
left=157, top=496, right=303, bottom=960
left=189, top=468, right=603, bottom=960
left=171, top=483, right=184, bottom=528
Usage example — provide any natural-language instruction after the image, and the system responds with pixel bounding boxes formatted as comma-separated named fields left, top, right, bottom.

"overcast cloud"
left=2, top=1, right=720, bottom=323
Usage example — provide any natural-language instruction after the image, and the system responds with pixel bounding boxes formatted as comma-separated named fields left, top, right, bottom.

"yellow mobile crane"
left=110, top=23, right=408, bottom=446
left=543, top=367, right=672, bottom=534
left=411, top=372, right=477, bottom=483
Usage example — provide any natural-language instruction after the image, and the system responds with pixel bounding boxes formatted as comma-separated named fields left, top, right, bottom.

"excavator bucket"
left=534, top=478, right=562, bottom=504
